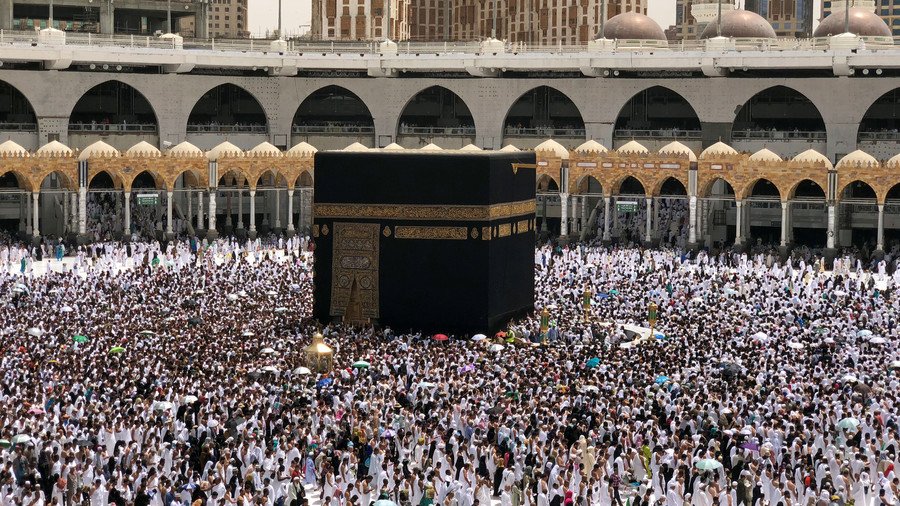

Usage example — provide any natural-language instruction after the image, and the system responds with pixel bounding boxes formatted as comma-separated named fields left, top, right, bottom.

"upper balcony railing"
left=613, top=129, right=701, bottom=139
left=69, top=122, right=157, bottom=133
left=858, top=131, right=900, bottom=141
left=187, top=124, right=267, bottom=134
left=2, top=29, right=900, bottom=54
left=505, top=127, right=587, bottom=137
left=0, top=122, right=37, bottom=131
left=398, top=125, right=476, bottom=136
left=731, top=130, right=827, bottom=141
left=292, top=124, right=375, bottom=134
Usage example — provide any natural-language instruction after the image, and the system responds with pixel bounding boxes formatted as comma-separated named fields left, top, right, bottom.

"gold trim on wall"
left=314, top=199, right=535, bottom=222
left=394, top=226, right=469, bottom=240
left=498, top=223, right=512, bottom=237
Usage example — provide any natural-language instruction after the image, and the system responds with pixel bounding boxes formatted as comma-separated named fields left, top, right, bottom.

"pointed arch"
left=0, top=80, right=37, bottom=130
left=503, top=86, right=585, bottom=137
left=742, top=178, right=782, bottom=201
left=187, top=84, right=268, bottom=134
left=788, top=179, right=826, bottom=200
left=614, top=86, right=701, bottom=138
left=615, top=175, right=649, bottom=196
left=732, top=86, right=826, bottom=141
left=858, top=87, right=900, bottom=142
left=397, top=85, right=475, bottom=136
left=537, top=174, right=559, bottom=192
left=69, top=80, right=159, bottom=132
left=576, top=175, right=603, bottom=195
left=293, top=86, right=374, bottom=134
left=657, top=176, right=688, bottom=196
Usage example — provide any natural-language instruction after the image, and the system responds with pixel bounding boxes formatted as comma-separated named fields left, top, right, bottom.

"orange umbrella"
left=433, top=334, right=449, bottom=342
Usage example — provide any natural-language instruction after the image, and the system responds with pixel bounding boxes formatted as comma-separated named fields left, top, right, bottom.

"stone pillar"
left=780, top=201, right=789, bottom=247
left=827, top=203, right=836, bottom=249
left=197, top=190, right=204, bottom=231
left=237, top=188, right=244, bottom=229
left=644, top=197, right=652, bottom=243
left=195, top=0, right=209, bottom=38
left=63, top=191, right=69, bottom=234
left=78, top=187, right=87, bottom=235
left=651, top=198, right=658, bottom=239
left=287, top=189, right=295, bottom=232
left=581, top=196, right=589, bottom=232
left=301, top=187, right=313, bottom=232
left=124, top=192, right=131, bottom=236
left=540, top=196, right=548, bottom=233
left=249, top=190, right=257, bottom=232
left=100, top=0, right=114, bottom=34
left=207, top=190, right=217, bottom=238
left=70, top=192, right=77, bottom=233
left=688, top=196, right=698, bottom=245
left=31, top=192, right=39, bottom=238
left=877, top=203, right=885, bottom=251
left=603, top=196, right=611, bottom=241
left=225, top=191, right=233, bottom=228
left=559, top=193, right=569, bottom=238
left=275, top=188, right=282, bottom=230
left=166, top=191, right=174, bottom=235
left=24, top=193, right=31, bottom=236
left=186, top=190, right=192, bottom=234
left=0, top=0, right=13, bottom=30
left=735, top=200, right=743, bottom=245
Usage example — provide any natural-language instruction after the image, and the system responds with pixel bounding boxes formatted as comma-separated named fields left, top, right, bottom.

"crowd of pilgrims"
left=0, top=232, right=900, bottom=506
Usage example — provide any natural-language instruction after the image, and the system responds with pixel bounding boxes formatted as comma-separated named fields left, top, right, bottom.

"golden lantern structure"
left=304, top=332, right=334, bottom=373
left=582, top=286, right=592, bottom=321
left=648, top=301, right=659, bottom=337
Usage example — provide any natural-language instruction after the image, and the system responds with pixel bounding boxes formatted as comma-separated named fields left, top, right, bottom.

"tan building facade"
left=313, top=0, right=645, bottom=44
left=179, top=0, right=248, bottom=38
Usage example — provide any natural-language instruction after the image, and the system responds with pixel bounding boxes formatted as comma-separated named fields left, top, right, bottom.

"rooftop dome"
left=286, top=142, right=317, bottom=156
left=658, top=141, right=697, bottom=162
left=700, top=9, right=777, bottom=39
left=574, top=140, right=608, bottom=154
left=499, top=144, right=520, bottom=152
left=247, top=141, right=281, bottom=156
left=599, top=11, right=666, bottom=41
left=36, top=140, right=72, bottom=156
left=699, top=141, right=738, bottom=159
left=420, top=143, right=443, bottom=151
left=381, top=143, right=404, bottom=151
left=343, top=142, right=369, bottom=152
left=534, top=139, right=570, bottom=160
left=814, top=7, right=892, bottom=37
left=836, top=149, right=878, bottom=169
left=749, top=148, right=782, bottom=162
left=792, top=149, right=834, bottom=169
left=0, top=139, right=28, bottom=156
left=616, top=140, right=649, bottom=154
left=460, top=144, right=482, bottom=151
left=79, top=140, right=119, bottom=160
left=169, top=141, right=203, bottom=157
left=887, top=153, right=900, bottom=167
left=125, top=141, right=161, bottom=157
left=206, top=141, right=243, bottom=160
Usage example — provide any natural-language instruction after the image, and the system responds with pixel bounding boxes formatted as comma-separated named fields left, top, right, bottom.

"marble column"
left=166, top=191, right=174, bottom=235
left=124, top=192, right=131, bottom=235
left=249, top=190, right=257, bottom=232
left=559, top=193, right=569, bottom=237
left=287, top=189, right=295, bottom=231
left=877, top=203, right=885, bottom=251
left=602, top=196, right=611, bottom=241
left=735, top=200, right=743, bottom=245
left=31, top=192, right=39, bottom=238
left=78, top=187, right=86, bottom=235
left=780, top=201, right=789, bottom=247
left=827, top=203, right=836, bottom=249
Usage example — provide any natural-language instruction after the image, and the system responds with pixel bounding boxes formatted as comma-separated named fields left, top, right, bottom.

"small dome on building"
left=699, top=9, right=777, bottom=39
left=79, top=140, right=119, bottom=160
left=460, top=144, right=482, bottom=151
left=813, top=7, right=892, bottom=37
left=169, top=141, right=203, bottom=157
left=286, top=142, right=317, bottom=156
left=887, top=153, right=900, bottom=167
left=699, top=141, right=738, bottom=159
left=574, top=140, right=608, bottom=154
left=616, top=140, right=649, bottom=154
left=420, top=143, right=442, bottom=151
left=749, top=148, right=782, bottom=162
left=658, top=141, right=697, bottom=162
left=534, top=139, right=570, bottom=160
left=247, top=141, right=281, bottom=156
left=381, top=143, right=404, bottom=151
left=206, top=141, right=243, bottom=160
left=792, top=149, right=834, bottom=169
left=599, top=11, right=667, bottom=41
left=499, top=144, right=520, bottom=152
left=125, top=141, right=161, bottom=157
left=836, top=149, right=878, bottom=168
left=0, top=139, right=28, bottom=156
left=343, top=142, right=369, bottom=152
left=36, top=140, right=72, bottom=156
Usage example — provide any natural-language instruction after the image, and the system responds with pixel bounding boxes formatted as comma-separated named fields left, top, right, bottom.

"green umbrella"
left=11, top=434, right=31, bottom=445
left=73, top=335, right=88, bottom=343
left=0, top=439, right=9, bottom=448
left=695, top=459, right=723, bottom=471
left=352, top=361, right=370, bottom=369
left=109, top=346, right=125, bottom=354
left=838, top=417, right=860, bottom=430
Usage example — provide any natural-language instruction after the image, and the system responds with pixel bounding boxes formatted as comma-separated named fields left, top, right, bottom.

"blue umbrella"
left=596, top=293, right=609, bottom=299
left=586, top=357, right=600, bottom=369
left=654, top=332, right=666, bottom=340
left=316, top=378, right=333, bottom=388
left=655, top=375, right=669, bottom=385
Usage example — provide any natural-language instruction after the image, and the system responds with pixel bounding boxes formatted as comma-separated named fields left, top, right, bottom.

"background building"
left=178, top=0, right=248, bottom=38
left=821, top=0, right=898, bottom=35
left=0, top=0, right=209, bottom=36
left=670, top=0, right=813, bottom=40
left=312, top=0, right=645, bottom=44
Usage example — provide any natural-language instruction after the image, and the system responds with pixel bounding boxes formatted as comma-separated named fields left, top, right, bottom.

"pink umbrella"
left=28, top=407, right=44, bottom=415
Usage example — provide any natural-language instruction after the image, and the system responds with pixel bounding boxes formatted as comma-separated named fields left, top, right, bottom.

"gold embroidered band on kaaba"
left=314, top=199, right=535, bottom=222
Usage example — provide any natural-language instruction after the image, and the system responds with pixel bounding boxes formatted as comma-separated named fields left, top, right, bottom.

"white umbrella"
left=619, top=342, right=633, bottom=349
left=891, top=360, right=900, bottom=369
left=293, top=366, right=312, bottom=375
left=471, top=334, right=487, bottom=341
left=238, top=290, right=248, bottom=298
left=274, top=307, right=288, bottom=313
left=418, top=381, right=437, bottom=388
left=183, top=395, right=199, bottom=403
left=260, top=347, right=277, bottom=355
left=140, top=330, right=155, bottom=336
left=787, top=341, right=804, bottom=350
left=842, top=374, right=858, bottom=383
left=242, top=331, right=255, bottom=337
left=266, top=290, right=277, bottom=296
left=824, top=337, right=836, bottom=344
left=206, top=419, right=220, bottom=428
left=226, top=294, right=239, bottom=301
left=870, top=337, right=887, bottom=344
left=262, top=365, right=279, bottom=373
left=11, top=434, right=31, bottom=445
left=194, top=289, right=205, bottom=295
left=489, top=344, right=504, bottom=352
left=857, top=329, right=873, bottom=337
left=60, top=305, right=73, bottom=313
left=581, top=385, right=599, bottom=393
left=152, top=401, right=174, bottom=411
left=751, top=331, right=768, bottom=341
left=27, top=328, right=43, bottom=337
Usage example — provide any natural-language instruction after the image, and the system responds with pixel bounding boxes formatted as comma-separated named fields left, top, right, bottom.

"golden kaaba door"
left=329, top=222, right=380, bottom=323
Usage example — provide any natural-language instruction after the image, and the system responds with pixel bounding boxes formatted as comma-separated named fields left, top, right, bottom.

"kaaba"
left=312, top=150, right=536, bottom=334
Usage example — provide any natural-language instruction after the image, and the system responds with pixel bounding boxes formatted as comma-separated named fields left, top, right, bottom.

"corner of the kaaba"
left=312, top=150, right=536, bottom=335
